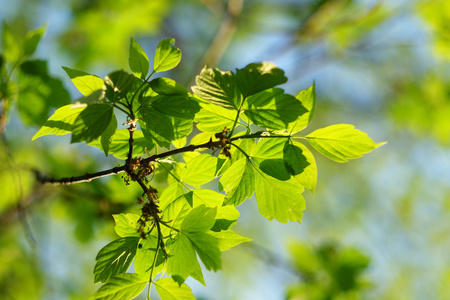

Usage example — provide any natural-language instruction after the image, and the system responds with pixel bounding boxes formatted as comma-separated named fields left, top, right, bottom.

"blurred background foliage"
left=1, top=0, right=450, bottom=299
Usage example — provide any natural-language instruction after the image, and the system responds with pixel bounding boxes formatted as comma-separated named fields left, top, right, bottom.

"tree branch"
left=33, top=166, right=127, bottom=185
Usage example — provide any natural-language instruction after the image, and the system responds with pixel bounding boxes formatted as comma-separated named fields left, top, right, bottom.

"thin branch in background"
left=33, top=166, right=127, bottom=185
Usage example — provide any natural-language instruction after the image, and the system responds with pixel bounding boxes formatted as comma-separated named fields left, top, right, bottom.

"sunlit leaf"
left=135, top=235, right=164, bottom=275
left=192, top=189, right=224, bottom=207
left=154, top=277, right=195, bottom=300
left=210, top=229, right=252, bottom=251
left=283, top=142, right=309, bottom=176
left=167, top=234, right=199, bottom=279
left=291, top=141, right=317, bottom=192
left=255, top=173, right=305, bottom=223
left=220, top=158, right=255, bottom=206
left=32, top=104, right=86, bottom=140
left=103, top=70, right=135, bottom=102
left=153, top=39, right=181, bottom=73
left=149, top=77, right=187, bottom=96
left=306, top=124, right=386, bottom=162
left=71, top=104, right=114, bottom=143
left=94, top=237, right=139, bottom=283
left=62, top=66, right=104, bottom=96
left=88, top=129, right=149, bottom=159
left=243, top=88, right=307, bottom=130
left=194, top=102, right=237, bottom=132
left=113, top=213, right=141, bottom=238
left=182, top=154, right=217, bottom=186
left=191, top=66, right=241, bottom=110
left=187, top=231, right=221, bottom=271
left=100, top=113, right=117, bottom=156
left=181, top=205, right=217, bottom=233
left=129, top=38, right=149, bottom=79
left=236, top=62, right=287, bottom=97
left=288, top=82, right=316, bottom=133
left=90, top=273, right=147, bottom=300
left=150, top=95, right=200, bottom=119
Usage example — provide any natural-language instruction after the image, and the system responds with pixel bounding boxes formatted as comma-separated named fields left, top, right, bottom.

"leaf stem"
left=148, top=219, right=162, bottom=299
left=156, top=161, right=191, bottom=191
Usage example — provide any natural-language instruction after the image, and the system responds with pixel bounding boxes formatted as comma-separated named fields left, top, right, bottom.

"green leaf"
left=153, top=39, right=181, bottom=73
left=159, top=182, right=186, bottom=210
left=88, top=129, right=149, bottom=159
left=100, top=113, right=117, bottom=156
left=191, top=66, right=241, bottom=110
left=103, top=70, right=135, bottom=102
left=94, top=237, right=139, bottom=283
left=187, top=231, right=221, bottom=271
left=288, top=82, right=316, bottom=133
left=194, top=102, right=237, bottom=132
left=283, top=142, right=309, bottom=176
left=150, top=95, right=200, bottom=119
left=113, top=213, right=141, bottom=238
left=251, top=137, right=291, bottom=180
left=2, top=22, right=21, bottom=62
left=243, top=88, right=307, bottom=130
left=71, top=104, right=113, bottom=143
left=211, top=205, right=240, bottom=231
left=154, top=277, right=195, bottom=300
left=210, top=229, right=252, bottom=251
left=74, top=89, right=105, bottom=105
left=62, top=66, right=104, bottom=96
left=90, top=273, right=147, bottom=300
left=236, top=62, right=288, bottom=98
left=220, top=158, right=255, bottom=206
left=163, top=192, right=193, bottom=230
left=23, top=24, right=46, bottom=57
left=182, top=154, right=217, bottom=186
left=255, top=173, right=305, bottom=223
left=291, top=141, right=317, bottom=192
left=32, top=104, right=86, bottom=140
left=167, top=234, right=199, bottom=279
left=129, top=38, right=149, bottom=79
left=181, top=205, right=217, bottom=233
left=135, top=235, right=164, bottom=274
left=149, top=77, right=187, bottom=96
left=306, top=124, right=386, bottom=162
left=192, top=189, right=224, bottom=208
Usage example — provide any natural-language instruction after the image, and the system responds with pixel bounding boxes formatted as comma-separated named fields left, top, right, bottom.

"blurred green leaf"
left=129, top=38, right=149, bottom=79
left=2, top=22, right=21, bottom=62
left=153, top=39, right=181, bottom=73
left=23, top=24, right=46, bottom=57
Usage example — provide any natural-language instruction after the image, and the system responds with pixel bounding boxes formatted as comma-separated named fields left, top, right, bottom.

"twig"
left=33, top=166, right=127, bottom=185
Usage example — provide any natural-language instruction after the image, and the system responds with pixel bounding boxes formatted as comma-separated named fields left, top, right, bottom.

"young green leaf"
left=112, top=213, right=141, bottom=238
left=243, top=88, right=307, bottom=130
left=194, top=102, right=237, bottom=132
left=166, top=234, right=199, bottom=280
left=306, top=124, right=386, bottom=162
left=182, top=154, right=218, bottom=186
left=181, top=205, right=217, bottom=233
left=23, top=24, right=46, bottom=57
left=255, top=173, right=305, bottom=223
left=236, top=62, right=288, bottom=97
left=100, top=113, right=117, bottom=156
left=149, top=77, right=187, bottom=96
left=129, top=38, right=149, bottom=79
left=150, top=95, right=200, bottom=119
left=283, top=142, right=309, bottom=176
left=210, top=229, right=252, bottom=251
left=191, top=66, right=241, bottom=110
left=62, top=67, right=104, bottom=96
left=251, top=137, right=291, bottom=180
left=2, top=22, right=21, bottom=62
left=71, top=104, right=114, bottom=143
left=288, top=82, right=316, bottom=133
left=90, top=273, right=147, bottom=300
left=192, top=189, right=224, bottom=208
left=32, top=104, right=86, bottom=140
left=291, top=141, right=317, bottom=192
left=153, top=39, right=181, bottom=73
left=103, top=70, right=135, bottom=102
left=135, top=235, right=165, bottom=274
left=94, top=237, right=139, bottom=283
left=154, top=277, right=195, bottom=300
left=211, top=205, right=240, bottom=231
left=220, top=158, right=255, bottom=206
left=187, top=231, right=221, bottom=271
left=88, top=129, right=149, bottom=159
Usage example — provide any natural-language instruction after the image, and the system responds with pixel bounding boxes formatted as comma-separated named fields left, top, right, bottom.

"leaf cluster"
left=30, top=37, right=384, bottom=299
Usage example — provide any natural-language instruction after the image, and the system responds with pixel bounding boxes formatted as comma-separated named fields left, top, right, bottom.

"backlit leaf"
left=71, top=104, right=114, bottom=143
left=90, top=273, right=147, bottom=300
left=291, top=141, right=317, bottom=192
left=192, top=66, right=241, bottom=110
left=62, top=66, right=104, bottom=96
left=103, top=70, right=135, bottom=102
left=288, top=82, right=316, bottom=133
left=154, top=277, right=195, bottom=300
left=220, top=158, right=255, bottom=206
left=150, top=95, right=200, bottom=119
left=306, top=124, right=386, bottom=162
left=167, top=234, right=198, bottom=279
left=194, top=102, right=237, bottom=132
left=113, top=213, right=141, bottom=238
left=182, top=154, right=217, bottom=186
left=153, top=39, right=181, bottom=73
left=100, top=113, right=117, bottom=156
left=283, top=142, right=309, bottom=176
left=149, top=77, right=187, bottom=96
left=94, top=237, right=139, bottom=283
left=210, top=229, right=252, bottom=251
left=88, top=129, right=149, bottom=159
left=181, top=205, right=217, bottom=233
left=187, top=231, right=221, bottom=271
left=236, top=62, right=287, bottom=97
left=243, top=88, right=307, bottom=130
left=129, top=38, right=149, bottom=79
left=135, top=235, right=164, bottom=275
